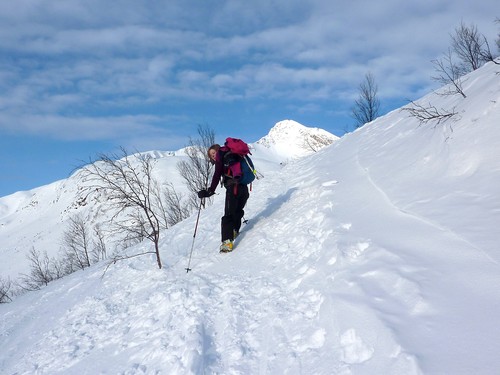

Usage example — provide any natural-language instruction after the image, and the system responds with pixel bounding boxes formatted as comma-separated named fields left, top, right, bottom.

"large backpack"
left=222, top=137, right=256, bottom=185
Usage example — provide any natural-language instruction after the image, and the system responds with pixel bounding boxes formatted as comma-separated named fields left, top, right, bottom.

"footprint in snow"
left=343, top=241, right=370, bottom=259
left=321, top=180, right=339, bottom=187
left=340, top=328, right=374, bottom=364
left=339, top=223, right=352, bottom=230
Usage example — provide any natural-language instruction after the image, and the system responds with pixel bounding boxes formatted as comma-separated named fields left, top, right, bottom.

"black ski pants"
left=221, top=184, right=249, bottom=242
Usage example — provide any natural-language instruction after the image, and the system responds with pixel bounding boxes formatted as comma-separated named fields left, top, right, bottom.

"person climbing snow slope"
left=197, top=139, right=255, bottom=253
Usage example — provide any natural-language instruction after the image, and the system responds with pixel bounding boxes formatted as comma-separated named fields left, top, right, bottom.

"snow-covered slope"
left=0, top=150, right=189, bottom=279
left=0, top=122, right=336, bottom=280
left=1, top=61, right=500, bottom=374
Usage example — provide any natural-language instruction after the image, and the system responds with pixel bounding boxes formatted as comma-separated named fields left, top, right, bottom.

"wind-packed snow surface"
left=1, top=61, right=500, bottom=374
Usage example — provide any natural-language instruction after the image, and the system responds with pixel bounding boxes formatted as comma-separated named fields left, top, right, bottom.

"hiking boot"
left=220, top=239, right=234, bottom=253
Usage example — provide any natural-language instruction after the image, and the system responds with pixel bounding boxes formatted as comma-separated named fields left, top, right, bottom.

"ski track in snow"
left=356, top=151, right=500, bottom=268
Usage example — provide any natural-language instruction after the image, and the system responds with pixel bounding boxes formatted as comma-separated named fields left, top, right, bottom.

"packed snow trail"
left=159, top=152, right=424, bottom=374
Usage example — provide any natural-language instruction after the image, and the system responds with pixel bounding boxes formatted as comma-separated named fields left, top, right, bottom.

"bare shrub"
left=0, top=277, right=13, bottom=303
left=351, top=72, right=380, bottom=129
left=79, top=148, right=168, bottom=269
left=177, top=124, right=216, bottom=209
left=401, top=101, right=458, bottom=128
left=431, top=50, right=467, bottom=98
left=61, top=213, right=92, bottom=272
left=451, top=21, right=496, bottom=72
left=163, top=182, right=191, bottom=226
left=91, top=224, right=107, bottom=262
left=19, top=248, right=62, bottom=291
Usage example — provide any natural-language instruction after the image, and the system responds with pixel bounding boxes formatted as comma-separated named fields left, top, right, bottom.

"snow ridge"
left=1, top=61, right=500, bottom=374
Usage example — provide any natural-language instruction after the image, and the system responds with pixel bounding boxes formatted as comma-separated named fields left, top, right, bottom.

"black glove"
left=197, top=189, right=214, bottom=198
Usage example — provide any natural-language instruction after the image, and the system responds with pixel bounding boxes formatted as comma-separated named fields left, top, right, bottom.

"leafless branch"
left=19, top=248, right=61, bottom=291
left=351, top=72, right=381, bottom=128
left=431, top=49, right=467, bottom=98
left=79, top=148, right=167, bottom=269
left=401, top=101, right=458, bottom=127
left=0, top=277, right=13, bottom=303
left=177, top=124, right=216, bottom=210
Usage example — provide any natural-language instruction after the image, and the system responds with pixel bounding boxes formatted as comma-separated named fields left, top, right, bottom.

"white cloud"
left=0, top=0, right=498, bottom=141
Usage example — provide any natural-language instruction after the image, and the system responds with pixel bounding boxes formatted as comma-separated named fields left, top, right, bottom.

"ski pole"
left=185, top=198, right=204, bottom=273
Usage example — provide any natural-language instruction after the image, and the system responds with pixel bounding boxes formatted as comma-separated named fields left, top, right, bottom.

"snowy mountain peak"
left=255, top=119, right=338, bottom=160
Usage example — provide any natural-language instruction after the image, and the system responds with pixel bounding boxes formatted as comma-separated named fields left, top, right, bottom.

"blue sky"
left=0, top=0, right=498, bottom=197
